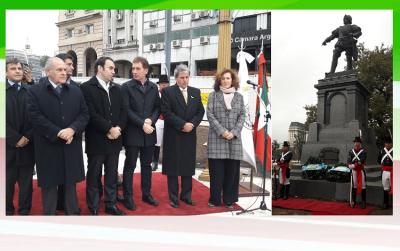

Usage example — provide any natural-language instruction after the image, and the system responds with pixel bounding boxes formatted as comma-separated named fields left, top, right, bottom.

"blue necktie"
left=55, top=85, right=62, bottom=95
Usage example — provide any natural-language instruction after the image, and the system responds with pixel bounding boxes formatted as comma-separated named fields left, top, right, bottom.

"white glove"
left=348, top=164, right=355, bottom=169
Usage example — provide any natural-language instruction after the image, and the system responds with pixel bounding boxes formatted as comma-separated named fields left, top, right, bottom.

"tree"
left=355, top=43, right=392, bottom=146
left=293, top=133, right=305, bottom=160
left=304, top=104, right=317, bottom=131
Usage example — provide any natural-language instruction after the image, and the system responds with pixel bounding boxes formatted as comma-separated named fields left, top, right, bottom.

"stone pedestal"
left=301, top=70, right=378, bottom=164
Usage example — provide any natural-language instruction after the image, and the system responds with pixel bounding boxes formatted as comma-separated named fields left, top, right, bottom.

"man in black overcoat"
left=6, top=58, right=35, bottom=215
left=27, top=57, right=89, bottom=215
left=81, top=57, right=127, bottom=215
left=121, top=57, right=160, bottom=210
left=54, top=52, right=79, bottom=212
left=161, top=64, right=205, bottom=208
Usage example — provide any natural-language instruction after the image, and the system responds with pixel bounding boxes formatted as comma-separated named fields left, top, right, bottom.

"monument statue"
left=322, top=15, right=362, bottom=75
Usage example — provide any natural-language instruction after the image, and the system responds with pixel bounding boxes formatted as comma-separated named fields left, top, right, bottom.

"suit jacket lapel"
left=173, top=84, right=187, bottom=109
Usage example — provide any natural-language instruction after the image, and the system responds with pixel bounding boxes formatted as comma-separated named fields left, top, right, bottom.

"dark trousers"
left=57, top=175, right=103, bottom=210
left=41, top=184, right=79, bottom=215
left=208, top=159, right=240, bottom=205
left=86, top=153, right=119, bottom=210
left=167, top=176, right=192, bottom=203
left=123, top=146, right=154, bottom=198
left=6, top=163, right=34, bottom=215
left=153, top=146, right=160, bottom=163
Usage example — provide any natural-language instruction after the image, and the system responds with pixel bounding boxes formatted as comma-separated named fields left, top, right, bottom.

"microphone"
left=246, top=80, right=258, bottom=87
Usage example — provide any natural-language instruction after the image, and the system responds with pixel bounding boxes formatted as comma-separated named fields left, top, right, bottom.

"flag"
left=253, top=51, right=271, bottom=173
left=237, top=49, right=256, bottom=168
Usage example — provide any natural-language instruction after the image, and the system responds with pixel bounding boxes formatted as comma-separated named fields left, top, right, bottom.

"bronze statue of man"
left=322, top=15, right=362, bottom=75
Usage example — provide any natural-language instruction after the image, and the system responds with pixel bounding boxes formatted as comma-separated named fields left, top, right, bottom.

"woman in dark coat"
left=206, top=69, right=245, bottom=208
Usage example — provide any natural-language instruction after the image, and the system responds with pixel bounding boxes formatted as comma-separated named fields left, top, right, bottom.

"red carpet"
left=273, top=198, right=375, bottom=215
left=17, top=173, right=241, bottom=215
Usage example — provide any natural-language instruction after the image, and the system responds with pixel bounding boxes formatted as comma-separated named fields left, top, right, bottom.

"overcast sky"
left=6, top=10, right=59, bottom=56
left=272, top=10, right=392, bottom=143
left=5, top=10, right=393, bottom=143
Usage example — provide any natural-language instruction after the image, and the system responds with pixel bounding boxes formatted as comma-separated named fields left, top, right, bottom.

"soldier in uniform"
left=277, top=141, right=292, bottom=200
left=348, top=136, right=367, bottom=209
left=322, top=15, right=362, bottom=74
left=377, top=136, right=393, bottom=209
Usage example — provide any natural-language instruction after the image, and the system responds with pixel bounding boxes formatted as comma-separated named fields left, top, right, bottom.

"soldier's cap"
left=283, top=141, right=290, bottom=147
left=157, top=74, right=170, bottom=85
left=353, top=136, right=362, bottom=143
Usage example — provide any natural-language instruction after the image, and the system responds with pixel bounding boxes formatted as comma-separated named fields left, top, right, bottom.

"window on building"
left=116, top=27, right=125, bottom=44
left=65, top=10, right=75, bottom=18
left=233, top=15, right=257, bottom=33
left=192, top=25, right=218, bottom=38
left=66, top=28, right=74, bottom=38
left=143, top=33, right=165, bottom=45
left=85, top=24, right=94, bottom=34
left=196, top=59, right=217, bottom=76
left=171, top=29, right=190, bottom=40
left=116, top=10, right=124, bottom=21
left=116, top=39, right=125, bottom=45
left=257, top=13, right=268, bottom=30
left=143, top=10, right=166, bottom=29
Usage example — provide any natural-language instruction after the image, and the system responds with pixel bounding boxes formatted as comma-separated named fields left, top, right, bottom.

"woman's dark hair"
left=213, top=69, right=239, bottom=92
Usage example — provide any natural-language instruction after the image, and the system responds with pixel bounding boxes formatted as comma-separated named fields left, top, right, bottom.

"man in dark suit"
left=81, top=57, right=127, bottom=216
left=161, top=64, right=205, bottom=208
left=6, top=58, right=35, bottom=215
left=27, top=57, right=89, bottom=215
left=54, top=53, right=79, bottom=212
left=121, top=57, right=160, bottom=210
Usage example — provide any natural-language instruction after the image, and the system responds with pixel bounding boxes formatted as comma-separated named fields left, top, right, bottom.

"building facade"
left=102, top=10, right=271, bottom=79
left=288, top=122, right=306, bottom=146
left=57, top=10, right=103, bottom=77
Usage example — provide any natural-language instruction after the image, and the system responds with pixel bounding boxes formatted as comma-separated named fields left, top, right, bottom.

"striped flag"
left=253, top=51, right=271, bottom=172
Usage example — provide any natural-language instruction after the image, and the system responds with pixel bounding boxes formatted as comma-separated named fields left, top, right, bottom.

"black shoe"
left=142, top=195, right=159, bottom=206
left=383, top=191, right=389, bottom=209
left=170, top=200, right=179, bottom=208
left=89, top=209, right=98, bottom=215
left=361, top=201, right=366, bottom=209
left=225, top=203, right=234, bottom=209
left=105, top=205, right=125, bottom=215
left=180, top=198, right=196, bottom=206
left=361, top=189, right=366, bottom=209
left=123, top=197, right=137, bottom=211
left=208, top=202, right=216, bottom=208
left=56, top=203, right=65, bottom=212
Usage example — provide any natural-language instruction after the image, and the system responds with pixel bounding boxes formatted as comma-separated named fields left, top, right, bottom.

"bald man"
left=27, top=57, right=89, bottom=215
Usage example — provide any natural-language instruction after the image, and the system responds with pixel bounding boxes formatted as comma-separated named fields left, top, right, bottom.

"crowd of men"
left=6, top=55, right=204, bottom=215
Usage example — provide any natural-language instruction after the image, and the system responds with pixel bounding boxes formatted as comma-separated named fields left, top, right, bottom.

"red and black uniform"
left=378, top=146, right=393, bottom=208
left=347, top=147, right=367, bottom=208
left=277, top=150, right=292, bottom=199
